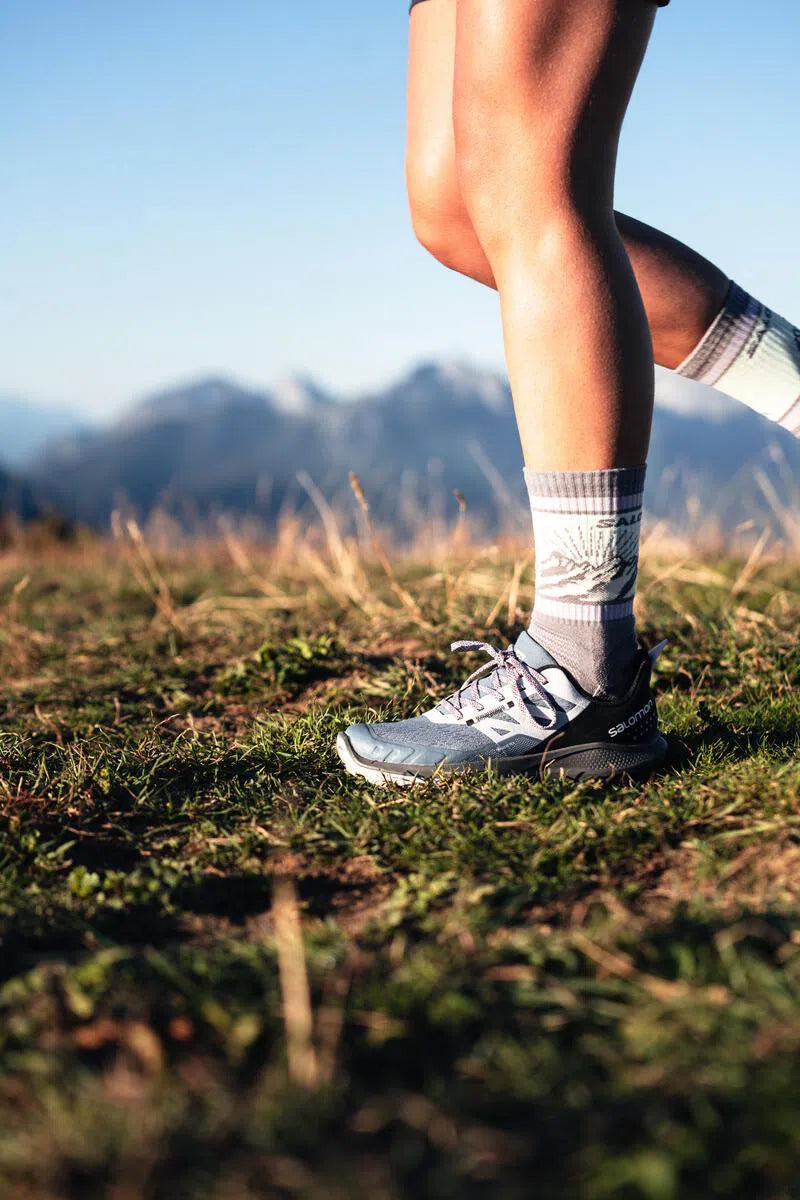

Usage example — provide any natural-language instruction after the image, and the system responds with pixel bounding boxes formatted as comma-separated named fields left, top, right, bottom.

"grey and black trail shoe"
left=336, top=631, right=668, bottom=786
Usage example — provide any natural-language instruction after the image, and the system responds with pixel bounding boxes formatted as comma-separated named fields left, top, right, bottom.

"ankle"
left=529, top=615, right=638, bottom=699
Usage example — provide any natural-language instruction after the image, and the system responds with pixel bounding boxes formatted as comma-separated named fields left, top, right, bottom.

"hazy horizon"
left=2, top=360, right=725, bottom=429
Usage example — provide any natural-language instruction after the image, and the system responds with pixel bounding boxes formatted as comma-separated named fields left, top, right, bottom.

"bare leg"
left=614, top=215, right=729, bottom=369
left=451, top=0, right=658, bottom=471
left=407, top=0, right=729, bottom=373
left=334, top=0, right=676, bottom=782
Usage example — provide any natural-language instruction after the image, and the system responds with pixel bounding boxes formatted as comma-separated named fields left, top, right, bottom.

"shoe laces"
left=439, top=640, right=560, bottom=737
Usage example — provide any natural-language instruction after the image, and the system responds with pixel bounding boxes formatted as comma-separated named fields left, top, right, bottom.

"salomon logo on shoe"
left=608, top=698, right=654, bottom=739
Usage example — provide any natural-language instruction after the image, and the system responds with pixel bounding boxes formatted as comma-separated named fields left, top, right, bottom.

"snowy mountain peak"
left=404, top=360, right=512, bottom=414
left=269, top=374, right=333, bottom=416
left=121, top=377, right=271, bottom=430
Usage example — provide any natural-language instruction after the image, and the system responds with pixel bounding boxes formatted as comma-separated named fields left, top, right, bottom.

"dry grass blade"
left=485, top=554, right=532, bottom=629
left=297, top=471, right=358, bottom=581
left=731, top=527, right=772, bottom=597
left=315, top=960, right=353, bottom=1086
left=297, top=471, right=368, bottom=609
left=467, top=440, right=526, bottom=529
left=754, top=467, right=800, bottom=549
left=0, top=573, right=45, bottom=672
left=111, top=512, right=183, bottom=629
left=507, top=551, right=533, bottom=627
left=272, top=875, right=319, bottom=1089
left=111, top=510, right=162, bottom=605
left=218, top=518, right=285, bottom=597
left=185, top=594, right=308, bottom=615
left=571, top=931, right=731, bottom=1006
left=294, top=540, right=379, bottom=616
left=442, top=492, right=470, bottom=620
left=451, top=489, right=468, bottom=549
left=349, top=473, right=430, bottom=627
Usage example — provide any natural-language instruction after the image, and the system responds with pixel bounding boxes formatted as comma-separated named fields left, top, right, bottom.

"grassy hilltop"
left=1, top=521, right=799, bottom=1199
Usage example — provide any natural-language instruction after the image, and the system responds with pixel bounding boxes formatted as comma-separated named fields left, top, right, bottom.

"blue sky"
left=2, top=0, right=798, bottom=417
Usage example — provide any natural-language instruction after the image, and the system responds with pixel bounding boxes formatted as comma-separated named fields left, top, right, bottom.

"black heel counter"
left=549, top=650, right=659, bottom=750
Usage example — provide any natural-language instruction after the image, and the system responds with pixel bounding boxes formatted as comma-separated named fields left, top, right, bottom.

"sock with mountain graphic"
left=525, top=465, right=645, bottom=699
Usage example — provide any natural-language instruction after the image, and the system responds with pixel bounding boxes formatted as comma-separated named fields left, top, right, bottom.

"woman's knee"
left=405, top=149, right=486, bottom=279
left=452, top=76, right=556, bottom=231
left=452, top=89, right=615, bottom=273
left=451, top=1, right=650, bottom=239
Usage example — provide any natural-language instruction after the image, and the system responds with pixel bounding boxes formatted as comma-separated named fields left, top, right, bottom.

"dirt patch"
left=518, top=836, right=800, bottom=937
left=647, top=840, right=800, bottom=916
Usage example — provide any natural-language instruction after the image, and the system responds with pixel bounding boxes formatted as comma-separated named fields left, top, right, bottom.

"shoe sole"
left=335, top=730, right=668, bottom=787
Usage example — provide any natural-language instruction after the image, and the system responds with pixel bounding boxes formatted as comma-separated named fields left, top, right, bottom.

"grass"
left=0, top=519, right=799, bottom=1199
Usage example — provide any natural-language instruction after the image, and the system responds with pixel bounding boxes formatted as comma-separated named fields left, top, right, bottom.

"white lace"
left=439, top=640, right=559, bottom=737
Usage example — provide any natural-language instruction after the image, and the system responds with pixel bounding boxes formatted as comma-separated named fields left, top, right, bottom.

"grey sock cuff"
left=529, top=612, right=638, bottom=697
left=524, top=465, right=647, bottom=504
left=676, top=281, right=758, bottom=381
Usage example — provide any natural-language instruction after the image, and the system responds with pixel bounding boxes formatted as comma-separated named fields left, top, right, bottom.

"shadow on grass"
left=0, top=864, right=379, bottom=984
left=665, top=706, right=800, bottom=773
left=175, top=866, right=378, bottom=923
left=0, top=904, right=186, bottom=983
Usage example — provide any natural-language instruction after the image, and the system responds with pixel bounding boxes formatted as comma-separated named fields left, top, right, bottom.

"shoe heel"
left=542, top=735, right=668, bottom=782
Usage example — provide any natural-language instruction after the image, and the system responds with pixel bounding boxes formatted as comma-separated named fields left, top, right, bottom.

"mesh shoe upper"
left=361, top=717, right=493, bottom=753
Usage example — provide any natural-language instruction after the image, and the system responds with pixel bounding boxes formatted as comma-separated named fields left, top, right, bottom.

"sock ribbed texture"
left=677, top=281, right=800, bottom=437
left=525, top=466, right=645, bottom=699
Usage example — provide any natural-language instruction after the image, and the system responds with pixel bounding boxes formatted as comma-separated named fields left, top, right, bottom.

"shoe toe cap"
left=345, top=722, right=447, bottom=768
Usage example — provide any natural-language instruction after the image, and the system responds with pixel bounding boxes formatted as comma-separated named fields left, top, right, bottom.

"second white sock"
left=677, top=282, right=800, bottom=437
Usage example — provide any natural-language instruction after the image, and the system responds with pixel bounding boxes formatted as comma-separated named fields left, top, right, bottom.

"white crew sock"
left=526, top=466, right=645, bottom=699
left=677, top=282, right=800, bottom=437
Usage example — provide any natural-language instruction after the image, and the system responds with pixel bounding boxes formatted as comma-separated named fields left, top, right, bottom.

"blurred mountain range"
left=0, top=467, right=42, bottom=524
left=0, top=395, right=92, bottom=469
left=5, top=364, right=800, bottom=536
